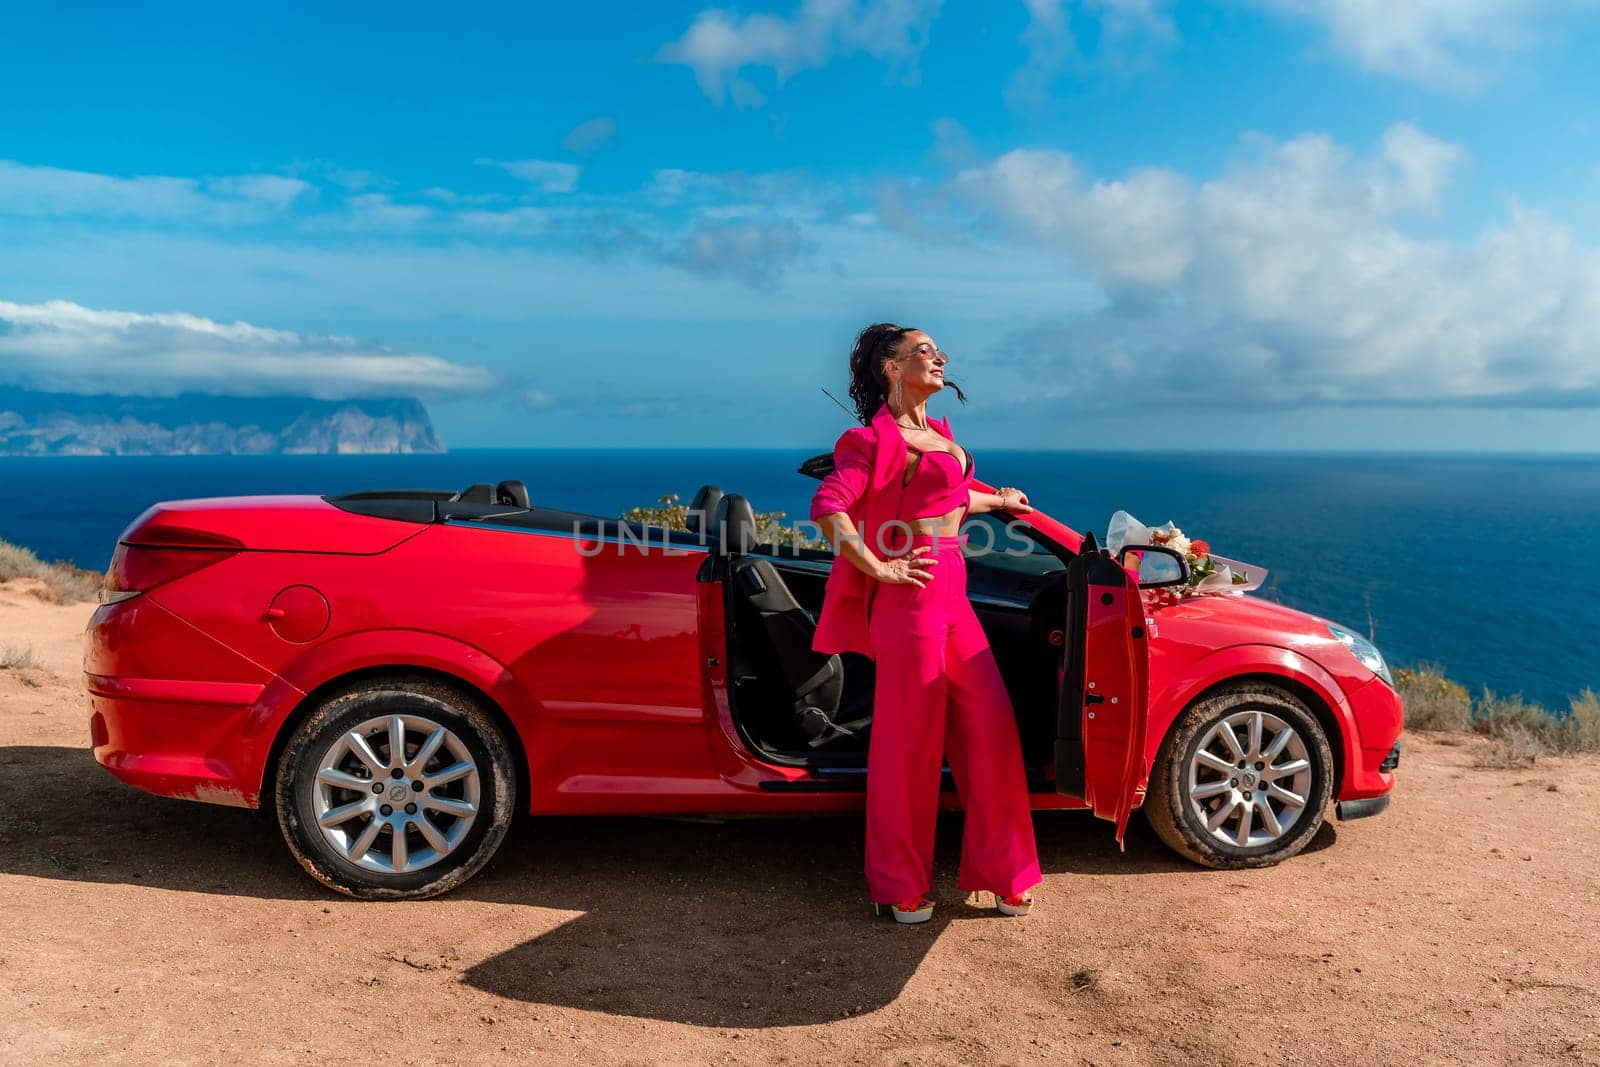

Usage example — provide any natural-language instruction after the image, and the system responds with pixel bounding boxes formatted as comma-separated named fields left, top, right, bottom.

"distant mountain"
left=0, top=389, right=445, bottom=455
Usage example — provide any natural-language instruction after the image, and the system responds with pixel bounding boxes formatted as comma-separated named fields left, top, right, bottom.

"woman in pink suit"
left=810, top=322, right=1043, bottom=924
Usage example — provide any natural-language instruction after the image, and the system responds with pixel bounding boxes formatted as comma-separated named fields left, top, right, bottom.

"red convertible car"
left=85, top=467, right=1403, bottom=899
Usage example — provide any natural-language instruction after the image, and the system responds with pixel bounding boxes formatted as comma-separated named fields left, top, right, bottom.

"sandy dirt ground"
left=1, top=578, right=1597, bottom=1065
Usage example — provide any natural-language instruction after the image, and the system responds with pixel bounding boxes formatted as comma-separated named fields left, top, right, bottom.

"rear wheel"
left=275, top=678, right=517, bottom=899
left=1146, top=684, right=1333, bottom=869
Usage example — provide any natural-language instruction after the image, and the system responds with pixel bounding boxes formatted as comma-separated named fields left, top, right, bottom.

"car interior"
left=327, top=472, right=1078, bottom=778
left=703, top=482, right=1076, bottom=777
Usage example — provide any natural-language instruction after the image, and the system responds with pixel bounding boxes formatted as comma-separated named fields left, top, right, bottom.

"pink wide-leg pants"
left=865, top=532, right=1043, bottom=904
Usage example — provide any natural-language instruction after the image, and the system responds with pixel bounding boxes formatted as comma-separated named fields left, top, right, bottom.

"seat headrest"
left=713, top=493, right=759, bottom=555
left=459, top=483, right=495, bottom=504
left=496, top=480, right=530, bottom=508
left=687, top=484, right=723, bottom=534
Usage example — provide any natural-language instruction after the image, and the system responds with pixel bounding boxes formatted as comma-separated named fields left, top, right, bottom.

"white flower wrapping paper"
left=1193, top=553, right=1267, bottom=594
left=1104, top=510, right=1267, bottom=596
left=1105, top=510, right=1156, bottom=555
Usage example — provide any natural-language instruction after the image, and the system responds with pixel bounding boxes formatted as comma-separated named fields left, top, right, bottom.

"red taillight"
left=103, top=530, right=243, bottom=602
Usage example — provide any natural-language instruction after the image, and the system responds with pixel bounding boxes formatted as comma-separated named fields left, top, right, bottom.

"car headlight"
left=1327, top=623, right=1394, bottom=688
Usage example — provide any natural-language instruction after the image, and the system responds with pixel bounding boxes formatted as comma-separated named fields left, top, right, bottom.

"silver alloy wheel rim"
left=312, top=713, right=481, bottom=875
left=1185, top=709, right=1313, bottom=849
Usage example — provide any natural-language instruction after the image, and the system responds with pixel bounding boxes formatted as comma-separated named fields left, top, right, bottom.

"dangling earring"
left=893, top=376, right=902, bottom=413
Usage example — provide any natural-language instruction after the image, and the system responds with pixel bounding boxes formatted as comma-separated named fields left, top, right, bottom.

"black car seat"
left=714, top=494, right=867, bottom=746
left=459, top=483, right=495, bottom=504
left=687, top=484, right=723, bottom=536
left=496, top=480, right=530, bottom=508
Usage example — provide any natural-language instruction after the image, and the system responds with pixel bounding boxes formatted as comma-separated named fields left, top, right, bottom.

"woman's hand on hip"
left=875, top=546, right=937, bottom=588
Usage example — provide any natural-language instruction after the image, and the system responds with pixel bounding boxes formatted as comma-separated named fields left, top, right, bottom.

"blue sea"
left=2, top=449, right=1597, bottom=709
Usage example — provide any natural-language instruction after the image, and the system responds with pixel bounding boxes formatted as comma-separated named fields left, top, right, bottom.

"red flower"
left=1191, top=539, right=1211, bottom=558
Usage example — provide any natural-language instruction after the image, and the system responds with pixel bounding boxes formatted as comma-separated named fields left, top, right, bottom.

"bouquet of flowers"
left=1105, top=510, right=1266, bottom=606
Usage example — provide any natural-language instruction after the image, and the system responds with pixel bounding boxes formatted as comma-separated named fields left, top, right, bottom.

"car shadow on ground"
left=0, top=744, right=321, bottom=900
left=1, top=743, right=1337, bottom=1027
left=455, top=812, right=1334, bottom=1027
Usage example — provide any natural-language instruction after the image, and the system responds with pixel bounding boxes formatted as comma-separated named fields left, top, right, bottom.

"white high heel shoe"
left=995, top=892, right=1033, bottom=917
left=872, top=897, right=936, bottom=924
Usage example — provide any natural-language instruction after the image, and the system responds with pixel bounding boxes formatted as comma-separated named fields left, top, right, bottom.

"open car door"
left=1054, top=533, right=1150, bottom=846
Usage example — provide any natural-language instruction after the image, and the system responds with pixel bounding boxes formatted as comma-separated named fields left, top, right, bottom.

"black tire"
left=1146, top=684, right=1333, bottom=869
left=275, top=677, right=517, bottom=900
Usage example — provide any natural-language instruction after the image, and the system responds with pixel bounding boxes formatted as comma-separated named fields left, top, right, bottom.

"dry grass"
left=1472, top=693, right=1556, bottom=768
left=1394, top=665, right=1472, bottom=732
left=1069, top=967, right=1102, bottom=992
left=0, top=644, right=37, bottom=670
left=1467, top=687, right=1600, bottom=767
left=1563, top=690, right=1600, bottom=751
left=0, top=539, right=101, bottom=603
left=1370, top=664, right=1600, bottom=768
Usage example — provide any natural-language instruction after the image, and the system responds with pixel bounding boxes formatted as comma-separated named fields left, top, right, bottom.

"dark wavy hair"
left=845, top=322, right=967, bottom=425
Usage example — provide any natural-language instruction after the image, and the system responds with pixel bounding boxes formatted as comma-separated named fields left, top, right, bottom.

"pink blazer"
left=808, top=402, right=956, bottom=659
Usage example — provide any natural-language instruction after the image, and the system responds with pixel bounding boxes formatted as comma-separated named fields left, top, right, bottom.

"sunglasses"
left=898, top=342, right=948, bottom=363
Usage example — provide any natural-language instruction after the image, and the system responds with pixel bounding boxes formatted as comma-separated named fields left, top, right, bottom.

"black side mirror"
left=1116, top=544, right=1190, bottom=588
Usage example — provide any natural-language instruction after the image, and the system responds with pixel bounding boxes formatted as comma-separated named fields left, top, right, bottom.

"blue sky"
left=3, top=0, right=1600, bottom=451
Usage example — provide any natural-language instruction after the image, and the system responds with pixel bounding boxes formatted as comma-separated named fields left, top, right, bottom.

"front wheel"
left=275, top=678, right=517, bottom=899
left=1145, top=684, right=1333, bottom=869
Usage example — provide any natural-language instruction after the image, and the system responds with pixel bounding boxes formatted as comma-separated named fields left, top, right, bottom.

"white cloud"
left=0, top=160, right=312, bottom=221
left=0, top=152, right=827, bottom=287
left=658, top=0, right=942, bottom=105
left=0, top=300, right=496, bottom=399
left=1248, top=0, right=1589, bottom=90
left=285, top=159, right=389, bottom=192
left=645, top=168, right=733, bottom=203
left=342, top=193, right=436, bottom=229
left=1009, top=0, right=1076, bottom=107
left=457, top=206, right=550, bottom=235
left=1092, top=0, right=1174, bottom=28
left=561, top=116, right=617, bottom=155
left=950, top=123, right=1600, bottom=408
left=481, top=158, right=581, bottom=193
left=205, top=173, right=316, bottom=208
left=1007, top=0, right=1175, bottom=106
left=661, top=219, right=817, bottom=286
left=522, top=389, right=556, bottom=411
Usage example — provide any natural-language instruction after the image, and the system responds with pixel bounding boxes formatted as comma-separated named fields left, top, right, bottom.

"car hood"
left=1147, top=591, right=1355, bottom=668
